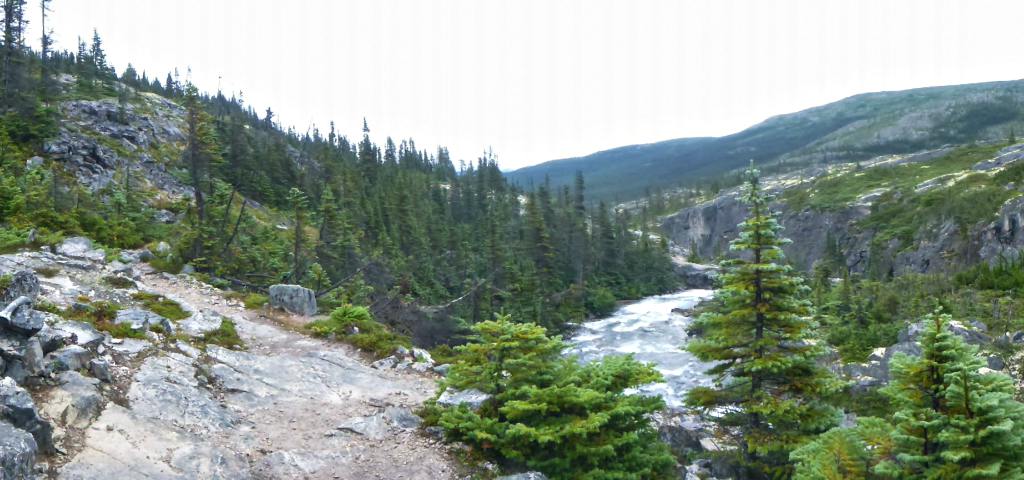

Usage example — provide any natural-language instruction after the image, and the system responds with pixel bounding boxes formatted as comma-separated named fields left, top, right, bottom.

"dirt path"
left=57, top=269, right=460, bottom=480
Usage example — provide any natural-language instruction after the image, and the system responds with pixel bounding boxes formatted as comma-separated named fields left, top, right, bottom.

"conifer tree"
left=437, top=317, right=675, bottom=480
left=182, top=83, right=222, bottom=263
left=877, top=312, right=1024, bottom=479
left=686, top=163, right=841, bottom=478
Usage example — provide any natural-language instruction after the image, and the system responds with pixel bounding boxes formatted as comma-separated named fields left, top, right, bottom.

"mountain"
left=508, top=79, right=1024, bottom=201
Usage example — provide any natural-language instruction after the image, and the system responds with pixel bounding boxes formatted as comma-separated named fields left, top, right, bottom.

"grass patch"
left=34, top=266, right=60, bottom=278
left=308, top=305, right=410, bottom=358
left=225, top=291, right=268, bottom=309
left=102, top=275, right=137, bottom=289
left=131, top=292, right=190, bottom=320
left=202, top=320, right=244, bottom=349
left=62, top=300, right=147, bottom=339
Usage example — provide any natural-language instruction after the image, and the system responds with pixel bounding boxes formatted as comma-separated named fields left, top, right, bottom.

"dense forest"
left=0, top=0, right=675, bottom=347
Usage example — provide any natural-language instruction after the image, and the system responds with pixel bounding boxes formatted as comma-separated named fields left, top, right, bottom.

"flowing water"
left=568, top=289, right=717, bottom=409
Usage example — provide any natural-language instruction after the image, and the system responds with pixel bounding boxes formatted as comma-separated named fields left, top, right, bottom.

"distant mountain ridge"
left=507, top=79, right=1024, bottom=201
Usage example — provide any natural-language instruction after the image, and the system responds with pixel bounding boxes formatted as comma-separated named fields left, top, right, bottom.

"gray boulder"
left=56, top=237, right=106, bottom=263
left=384, top=406, right=423, bottom=429
left=0, top=270, right=40, bottom=303
left=22, top=337, right=44, bottom=376
left=0, top=297, right=42, bottom=335
left=0, top=377, right=53, bottom=453
left=268, top=284, right=317, bottom=316
left=436, top=388, right=491, bottom=410
left=35, top=325, right=72, bottom=354
left=673, top=262, right=720, bottom=289
left=0, top=422, right=36, bottom=479
left=52, top=321, right=104, bottom=349
left=41, top=371, right=103, bottom=429
left=115, top=308, right=174, bottom=334
left=45, top=345, right=92, bottom=373
left=89, top=358, right=113, bottom=383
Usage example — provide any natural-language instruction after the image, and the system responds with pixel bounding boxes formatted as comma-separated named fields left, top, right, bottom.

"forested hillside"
left=0, top=6, right=675, bottom=346
left=509, top=80, right=1024, bottom=201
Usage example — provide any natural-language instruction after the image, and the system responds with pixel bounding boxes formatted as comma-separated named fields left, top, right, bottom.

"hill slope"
left=508, top=79, right=1024, bottom=201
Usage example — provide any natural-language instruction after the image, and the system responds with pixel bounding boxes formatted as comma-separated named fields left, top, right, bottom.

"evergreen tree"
left=685, top=164, right=841, bottom=478
left=877, top=312, right=1024, bottom=479
left=436, top=317, right=675, bottom=480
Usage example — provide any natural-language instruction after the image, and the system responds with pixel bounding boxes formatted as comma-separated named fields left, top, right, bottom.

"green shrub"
left=308, top=305, right=410, bottom=358
left=585, top=286, right=618, bottom=317
left=63, top=300, right=146, bottom=339
left=132, top=292, right=190, bottom=320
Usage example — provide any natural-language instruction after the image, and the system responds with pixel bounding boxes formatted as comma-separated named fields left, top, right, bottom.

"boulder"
left=412, top=348, right=434, bottom=364
left=114, top=308, right=174, bottom=334
left=673, top=262, right=720, bottom=289
left=436, top=388, right=491, bottom=410
left=45, top=345, right=93, bottom=373
left=0, top=422, right=36, bottom=479
left=56, top=237, right=106, bottom=263
left=35, top=325, right=72, bottom=354
left=0, top=297, right=42, bottom=335
left=384, top=406, right=423, bottom=429
left=0, top=377, right=53, bottom=453
left=52, top=321, right=104, bottom=350
left=0, top=270, right=40, bottom=303
left=653, top=412, right=710, bottom=457
left=22, top=337, right=44, bottom=376
left=268, top=284, right=317, bottom=316
left=89, top=358, right=113, bottom=383
left=41, top=371, right=103, bottom=429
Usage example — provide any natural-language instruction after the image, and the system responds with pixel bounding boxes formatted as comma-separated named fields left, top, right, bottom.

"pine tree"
left=685, top=163, right=841, bottom=478
left=791, top=417, right=895, bottom=480
left=878, top=312, right=1024, bottom=479
left=286, top=187, right=310, bottom=283
left=437, top=317, right=675, bottom=480
left=182, top=83, right=222, bottom=263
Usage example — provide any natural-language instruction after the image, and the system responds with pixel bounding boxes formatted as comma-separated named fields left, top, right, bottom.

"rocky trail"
left=0, top=239, right=462, bottom=479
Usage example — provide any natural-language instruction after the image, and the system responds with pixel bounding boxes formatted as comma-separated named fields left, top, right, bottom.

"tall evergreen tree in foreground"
left=685, top=164, right=841, bottom=478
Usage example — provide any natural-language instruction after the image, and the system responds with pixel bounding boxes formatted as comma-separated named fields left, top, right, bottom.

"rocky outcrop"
left=268, top=284, right=317, bottom=316
left=673, top=261, right=720, bottom=289
left=662, top=147, right=1024, bottom=275
left=0, top=377, right=53, bottom=454
left=0, top=421, right=36, bottom=479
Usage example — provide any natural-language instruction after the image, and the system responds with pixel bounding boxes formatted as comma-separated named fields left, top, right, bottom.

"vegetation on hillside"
left=0, top=2, right=676, bottom=348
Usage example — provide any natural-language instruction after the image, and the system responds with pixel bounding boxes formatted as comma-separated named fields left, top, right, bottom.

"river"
left=567, top=289, right=717, bottom=409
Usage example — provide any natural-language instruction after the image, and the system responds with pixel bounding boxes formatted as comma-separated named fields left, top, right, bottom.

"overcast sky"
left=29, top=0, right=1024, bottom=170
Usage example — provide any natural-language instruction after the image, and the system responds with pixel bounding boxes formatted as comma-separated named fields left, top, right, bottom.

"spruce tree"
left=685, top=164, right=841, bottom=478
left=437, top=317, right=675, bottom=480
left=878, top=312, right=1024, bottom=479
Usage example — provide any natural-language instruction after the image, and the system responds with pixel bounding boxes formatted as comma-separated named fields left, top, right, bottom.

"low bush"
left=308, top=305, right=410, bottom=358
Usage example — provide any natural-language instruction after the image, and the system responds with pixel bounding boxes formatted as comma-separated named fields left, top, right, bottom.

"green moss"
left=131, top=292, right=190, bottom=320
left=308, top=305, right=410, bottom=358
left=33, top=266, right=59, bottom=278
left=63, top=300, right=147, bottom=339
left=102, top=275, right=137, bottom=289
left=201, top=320, right=244, bottom=349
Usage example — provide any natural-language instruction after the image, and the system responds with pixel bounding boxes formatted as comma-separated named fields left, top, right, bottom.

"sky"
left=28, top=0, right=1024, bottom=170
